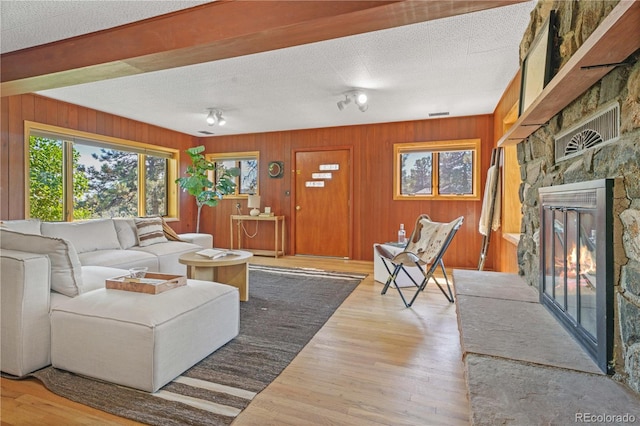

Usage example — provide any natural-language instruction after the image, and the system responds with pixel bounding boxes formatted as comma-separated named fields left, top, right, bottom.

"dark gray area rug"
left=31, top=265, right=365, bottom=425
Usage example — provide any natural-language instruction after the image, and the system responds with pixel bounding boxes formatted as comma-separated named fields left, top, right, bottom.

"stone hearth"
left=454, top=270, right=640, bottom=424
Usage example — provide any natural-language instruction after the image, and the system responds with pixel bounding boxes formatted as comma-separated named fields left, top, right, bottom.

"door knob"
left=296, top=205, right=301, bottom=211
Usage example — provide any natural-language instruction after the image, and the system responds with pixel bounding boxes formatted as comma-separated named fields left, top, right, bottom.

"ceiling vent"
left=198, top=130, right=215, bottom=135
left=429, top=111, right=450, bottom=117
left=555, top=101, right=619, bottom=162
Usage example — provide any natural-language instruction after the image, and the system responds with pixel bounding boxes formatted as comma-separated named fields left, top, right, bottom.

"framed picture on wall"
left=519, top=10, right=557, bottom=116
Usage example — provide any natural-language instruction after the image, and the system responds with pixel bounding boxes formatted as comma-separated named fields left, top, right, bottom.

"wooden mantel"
left=498, top=0, right=640, bottom=147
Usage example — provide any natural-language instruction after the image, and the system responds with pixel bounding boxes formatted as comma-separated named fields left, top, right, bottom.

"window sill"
left=503, top=233, right=520, bottom=246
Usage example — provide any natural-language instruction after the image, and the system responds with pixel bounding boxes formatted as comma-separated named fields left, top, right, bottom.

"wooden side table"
left=230, top=215, right=285, bottom=257
left=178, top=250, right=253, bottom=301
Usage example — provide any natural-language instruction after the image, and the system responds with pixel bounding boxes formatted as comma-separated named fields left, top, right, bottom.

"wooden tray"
left=106, top=272, right=186, bottom=294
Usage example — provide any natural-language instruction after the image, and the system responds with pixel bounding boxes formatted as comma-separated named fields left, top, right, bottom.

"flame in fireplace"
left=567, top=243, right=596, bottom=287
left=555, top=243, right=597, bottom=290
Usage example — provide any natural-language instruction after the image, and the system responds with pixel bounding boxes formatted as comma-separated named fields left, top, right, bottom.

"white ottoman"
left=51, top=279, right=239, bottom=392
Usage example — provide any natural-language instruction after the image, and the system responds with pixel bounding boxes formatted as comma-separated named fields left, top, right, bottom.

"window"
left=26, top=122, right=178, bottom=221
left=206, top=151, right=259, bottom=197
left=393, top=139, right=480, bottom=200
left=145, top=154, right=168, bottom=217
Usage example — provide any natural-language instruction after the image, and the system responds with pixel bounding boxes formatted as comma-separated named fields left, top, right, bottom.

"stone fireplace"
left=516, top=0, right=640, bottom=394
left=539, top=179, right=614, bottom=374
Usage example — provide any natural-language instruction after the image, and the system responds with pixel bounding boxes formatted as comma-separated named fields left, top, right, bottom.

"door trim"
left=290, top=145, right=354, bottom=258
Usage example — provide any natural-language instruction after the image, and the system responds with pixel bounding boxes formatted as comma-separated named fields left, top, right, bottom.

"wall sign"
left=312, top=172, right=332, bottom=179
left=319, top=164, right=339, bottom=171
left=305, top=181, right=325, bottom=187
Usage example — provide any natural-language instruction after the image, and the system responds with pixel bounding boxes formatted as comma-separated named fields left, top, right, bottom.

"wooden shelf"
left=498, top=1, right=640, bottom=147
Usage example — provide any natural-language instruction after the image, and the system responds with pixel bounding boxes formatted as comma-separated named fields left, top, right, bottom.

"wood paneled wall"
left=492, top=71, right=522, bottom=273
left=2, top=94, right=495, bottom=268
left=198, top=115, right=494, bottom=268
left=0, top=94, right=196, bottom=233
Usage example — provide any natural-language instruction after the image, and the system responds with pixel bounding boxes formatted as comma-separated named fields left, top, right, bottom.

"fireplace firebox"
left=539, top=179, right=613, bottom=374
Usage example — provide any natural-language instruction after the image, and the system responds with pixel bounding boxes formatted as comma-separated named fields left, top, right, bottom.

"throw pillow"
left=161, top=217, right=185, bottom=242
left=112, top=218, right=138, bottom=249
left=134, top=217, right=168, bottom=247
left=0, top=229, right=84, bottom=297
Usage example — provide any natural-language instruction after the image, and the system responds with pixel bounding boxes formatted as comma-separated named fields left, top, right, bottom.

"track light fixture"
left=206, top=110, right=216, bottom=125
left=206, top=108, right=226, bottom=126
left=337, top=90, right=368, bottom=112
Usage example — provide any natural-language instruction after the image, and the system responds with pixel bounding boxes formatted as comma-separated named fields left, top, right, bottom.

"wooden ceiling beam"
left=1, top=0, right=527, bottom=97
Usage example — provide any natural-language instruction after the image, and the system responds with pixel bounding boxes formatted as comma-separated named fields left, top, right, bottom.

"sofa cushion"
left=134, top=217, right=167, bottom=247
left=0, top=229, right=84, bottom=297
left=81, top=265, right=129, bottom=293
left=130, top=241, right=200, bottom=257
left=131, top=241, right=200, bottom=275
left=78, top=249, right=158, bottom=271
left=0, top=219, right=42, bottom=235
left=112, top=218, right=138, bottom=249
left=179, top=233, right=213, bottom=248
left=41, top=219, right=121, bottom=253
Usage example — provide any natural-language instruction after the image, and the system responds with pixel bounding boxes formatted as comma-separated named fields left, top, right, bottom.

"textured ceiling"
left=1, top=0, right=536, bottom=137
left=0, top=1, right=215, bottom=54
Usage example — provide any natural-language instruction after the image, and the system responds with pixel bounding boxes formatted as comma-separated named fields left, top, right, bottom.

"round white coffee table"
left=179, top=250, right=253, bottom=301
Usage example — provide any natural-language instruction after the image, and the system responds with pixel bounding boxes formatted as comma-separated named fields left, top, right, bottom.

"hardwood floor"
left=1, top=256, right=470, bottom=425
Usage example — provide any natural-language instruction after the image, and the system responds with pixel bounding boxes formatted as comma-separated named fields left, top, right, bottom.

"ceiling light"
left=337, top=96, right=350, bottom=111
left=206, top=108, right=226, bottom=126
left=337, top=90, right=368, bottom=112
left=206, top=109, right=216, bottom=125
left=215, top=111, right=226, bottom=126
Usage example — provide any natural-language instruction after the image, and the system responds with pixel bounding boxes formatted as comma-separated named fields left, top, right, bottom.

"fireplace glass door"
left=539, top=179, right=613, bottom=374
left=543, top=207, right=597, bottom=341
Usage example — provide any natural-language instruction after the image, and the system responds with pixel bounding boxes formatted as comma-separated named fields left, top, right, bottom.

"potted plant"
left=176, top=145, right=239, bottom=233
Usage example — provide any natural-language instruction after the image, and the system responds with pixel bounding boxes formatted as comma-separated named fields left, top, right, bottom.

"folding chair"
left=375, top=215, right=464, bottom=307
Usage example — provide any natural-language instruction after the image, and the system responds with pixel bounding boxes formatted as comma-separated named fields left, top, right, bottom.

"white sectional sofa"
left=11, top=217, right=212, bottom=275
left=0, top=218, right=240, bottom=392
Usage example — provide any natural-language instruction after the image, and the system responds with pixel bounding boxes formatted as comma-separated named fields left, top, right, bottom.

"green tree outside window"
left=29, top=137, right=92, bottom=221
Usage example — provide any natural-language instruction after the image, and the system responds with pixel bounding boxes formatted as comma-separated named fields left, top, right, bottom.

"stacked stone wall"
left=516, top=0, right=640, bottom=392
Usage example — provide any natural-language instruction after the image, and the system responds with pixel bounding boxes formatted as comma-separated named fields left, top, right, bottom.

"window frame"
left=24, top=121, right=180, bottom=221
left=393, top=139, right=481, bottom=201
left=205, top=151, right=260, bottom=198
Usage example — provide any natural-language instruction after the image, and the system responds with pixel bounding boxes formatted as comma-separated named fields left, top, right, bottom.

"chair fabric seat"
left=390, top=251, right=422, bottom=265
